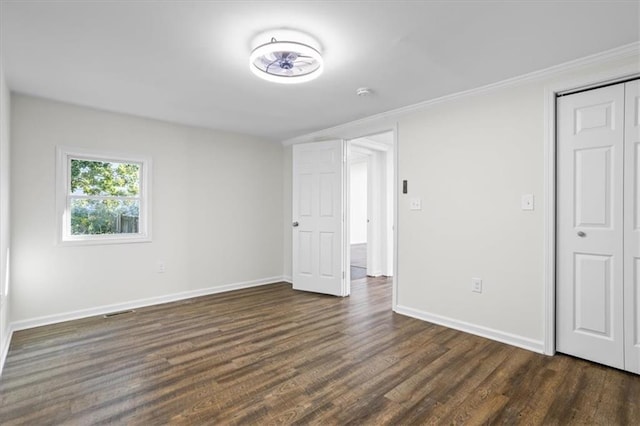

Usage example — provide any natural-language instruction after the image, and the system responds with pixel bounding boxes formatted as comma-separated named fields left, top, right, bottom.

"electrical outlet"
left=472, top=277, right=482, bottom=293
left=521, top=194, right=534, bottom=210
left=157, top=261, right=166, bottom=274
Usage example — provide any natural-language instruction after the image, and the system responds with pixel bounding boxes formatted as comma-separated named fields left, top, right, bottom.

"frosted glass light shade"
left=249, top=40, right=323, bottom=84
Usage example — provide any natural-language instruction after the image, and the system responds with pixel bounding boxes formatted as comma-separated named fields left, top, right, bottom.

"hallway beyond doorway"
left=351, top=243, right=367, bottom=280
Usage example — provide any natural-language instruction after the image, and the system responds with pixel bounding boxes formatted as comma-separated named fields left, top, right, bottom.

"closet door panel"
left=624, top=79, right=640, bottom=374
left=557, top=84, right=625, bottom=369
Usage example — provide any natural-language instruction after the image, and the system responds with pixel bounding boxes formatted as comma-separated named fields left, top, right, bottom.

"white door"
left=624, top=79, right=640, bottom=374
left=557, top=83, right=625, bottom=369
left=292, top=140, right=347, bottom=296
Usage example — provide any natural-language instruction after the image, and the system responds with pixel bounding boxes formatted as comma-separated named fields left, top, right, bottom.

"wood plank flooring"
left=1, top=277, right=639, bottom=425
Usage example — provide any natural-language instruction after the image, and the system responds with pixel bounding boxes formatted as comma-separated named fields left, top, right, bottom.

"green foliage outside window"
left=70, top=159, right=141, bottom=235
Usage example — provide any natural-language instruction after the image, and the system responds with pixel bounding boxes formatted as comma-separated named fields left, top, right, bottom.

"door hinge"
left=342, top=271, right=345, bottom=279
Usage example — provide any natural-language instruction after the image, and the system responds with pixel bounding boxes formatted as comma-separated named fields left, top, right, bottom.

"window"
left=57, top=147, right=152, bottom=244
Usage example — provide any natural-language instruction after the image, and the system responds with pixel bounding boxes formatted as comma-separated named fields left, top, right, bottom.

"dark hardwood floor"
left=1, top=276, right=638, bottom=425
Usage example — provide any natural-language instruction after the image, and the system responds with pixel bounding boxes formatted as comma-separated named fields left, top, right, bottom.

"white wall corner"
left=0, top=55, right=12, bottom=379
left=394, top=305, right=546, bottom=355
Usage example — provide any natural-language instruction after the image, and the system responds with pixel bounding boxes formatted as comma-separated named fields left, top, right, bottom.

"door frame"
left=351, top=129, right=397, bottom=307
left=342, top=127, right=398, bottom=307
left=543, top=66, right=640, bottom=355
left=349, top=138, right=393, bottom=278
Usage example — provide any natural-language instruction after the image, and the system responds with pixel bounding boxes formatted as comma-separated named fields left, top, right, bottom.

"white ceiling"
left=1, top=1, right=638, bottom=142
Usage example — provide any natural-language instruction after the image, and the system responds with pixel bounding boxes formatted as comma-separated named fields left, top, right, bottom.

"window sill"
left=59, top=234, right=152, bottom=247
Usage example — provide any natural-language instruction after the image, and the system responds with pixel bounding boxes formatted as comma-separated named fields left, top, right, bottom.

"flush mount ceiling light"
left=249, top=31, right=323, bottom=84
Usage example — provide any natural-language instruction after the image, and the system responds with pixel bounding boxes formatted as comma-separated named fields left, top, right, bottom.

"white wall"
left=10, top=95, right=284, bottom=324
left=397, top=82, right=544, bottom=341
left=0, top=62, right=11, bottom=369
left=282, top=47, right=640, bottom=352
left=350, top=160, right=367, bottom=244
left=395, top=55, right=639, bottom=349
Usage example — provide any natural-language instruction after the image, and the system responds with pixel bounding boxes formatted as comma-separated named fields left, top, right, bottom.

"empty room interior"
left=1, top=1, right=640, bottom=424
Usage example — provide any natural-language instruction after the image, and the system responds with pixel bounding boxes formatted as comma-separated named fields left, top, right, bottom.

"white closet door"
left=557, top=84, right=625, bottom=369
left=624, top=80, right=640, bottom=374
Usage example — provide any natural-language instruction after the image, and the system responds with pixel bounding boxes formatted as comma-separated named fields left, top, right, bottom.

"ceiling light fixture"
left=249, top=33, right=323, bottom=84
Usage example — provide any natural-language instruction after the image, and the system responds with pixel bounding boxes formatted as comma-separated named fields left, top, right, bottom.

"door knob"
left=292, top=221, right=299, bottom=227
left=577, top=231, right=586, bottom=237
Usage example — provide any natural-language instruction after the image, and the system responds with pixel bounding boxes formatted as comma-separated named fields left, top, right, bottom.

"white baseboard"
left=10, top=275, right=288, bottom=332
left=394, top=304, right=545, bottom=354
left=0, top=324, right=14, bottom=377
left=282, top=275, right=292, bottom=283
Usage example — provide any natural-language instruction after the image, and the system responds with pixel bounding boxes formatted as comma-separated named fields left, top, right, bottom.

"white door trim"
left=543, top=65, right=640, bottom=356
left=392, top=124, right=399, bottom=310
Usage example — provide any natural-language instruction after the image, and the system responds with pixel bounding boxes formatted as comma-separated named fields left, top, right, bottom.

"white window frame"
left=56, top=146, right=152, bottom=245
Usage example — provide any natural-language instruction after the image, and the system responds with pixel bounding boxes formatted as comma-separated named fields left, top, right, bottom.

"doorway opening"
left=347, top=131, right=395, bottom=283
left=349, top=157, right=367, bottom=280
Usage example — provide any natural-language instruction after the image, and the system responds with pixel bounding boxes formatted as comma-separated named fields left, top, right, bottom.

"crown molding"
left=282, top=41, right=640, bottom=146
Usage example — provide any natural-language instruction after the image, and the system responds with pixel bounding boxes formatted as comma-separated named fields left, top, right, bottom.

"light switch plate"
left=410, top=198, right=422, bottom=210
left=472, top=278, right=482, bottom=293
left=521, top=194, right=534, bottom=211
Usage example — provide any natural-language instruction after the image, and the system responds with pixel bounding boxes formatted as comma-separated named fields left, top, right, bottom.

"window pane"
left=70, top=199, right=140, bottom=235
left=70, top=159, right=140, bottom=197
